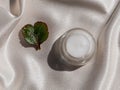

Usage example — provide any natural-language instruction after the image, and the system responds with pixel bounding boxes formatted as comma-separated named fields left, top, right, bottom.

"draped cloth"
left=0, top=0, right=120, bottom=90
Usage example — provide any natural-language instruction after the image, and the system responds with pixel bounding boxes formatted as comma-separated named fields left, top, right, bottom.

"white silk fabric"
left=0, top=0, right=120, bottom=90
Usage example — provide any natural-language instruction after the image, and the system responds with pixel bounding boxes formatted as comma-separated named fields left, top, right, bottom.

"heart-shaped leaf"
left=22, top=22, right=49, bottom=50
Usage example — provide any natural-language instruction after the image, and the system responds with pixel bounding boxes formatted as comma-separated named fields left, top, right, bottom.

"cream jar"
left=54, top=28, right=96, bottom=67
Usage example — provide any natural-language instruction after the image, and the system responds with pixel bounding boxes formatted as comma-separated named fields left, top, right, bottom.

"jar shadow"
left=47, top=40, right=81, bottom=71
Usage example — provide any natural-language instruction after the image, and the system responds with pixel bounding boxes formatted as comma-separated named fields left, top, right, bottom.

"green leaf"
left=34, top=22, right=49, bottom=44
left=22, top=22, right=49, bottom=50
left=22, top=24, right=37, bottom=45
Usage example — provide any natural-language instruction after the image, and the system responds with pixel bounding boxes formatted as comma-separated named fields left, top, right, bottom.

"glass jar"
left=54, top=28, right=96, bottom=67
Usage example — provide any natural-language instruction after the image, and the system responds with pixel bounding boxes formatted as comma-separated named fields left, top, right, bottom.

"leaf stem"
left=37, top=44, right=41, bottom=50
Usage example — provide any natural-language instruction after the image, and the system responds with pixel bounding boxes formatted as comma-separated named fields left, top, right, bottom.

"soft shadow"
left=19, top=29, right=37, bottom=50
left=47, top=40, right=81, bottom=71
left=10, top=0, right=21, bottom=16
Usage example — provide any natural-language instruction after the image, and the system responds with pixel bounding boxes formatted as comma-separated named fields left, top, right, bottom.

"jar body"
left=54, top=28, right=96, bottom=67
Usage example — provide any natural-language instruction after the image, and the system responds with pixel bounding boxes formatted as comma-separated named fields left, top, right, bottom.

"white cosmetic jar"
left=54, top=28, right=96, bottom=66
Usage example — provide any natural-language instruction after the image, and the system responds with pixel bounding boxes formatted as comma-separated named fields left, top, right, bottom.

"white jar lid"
left=60, top=28, right=96, bottom=66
